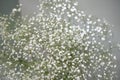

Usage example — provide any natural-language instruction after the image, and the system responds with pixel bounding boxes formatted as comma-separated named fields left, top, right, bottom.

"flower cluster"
left=0, top=0, right=117, bottom=80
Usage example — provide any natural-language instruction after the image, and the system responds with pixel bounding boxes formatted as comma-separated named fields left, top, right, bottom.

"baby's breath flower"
left=0, top=0, right=117, bottom=80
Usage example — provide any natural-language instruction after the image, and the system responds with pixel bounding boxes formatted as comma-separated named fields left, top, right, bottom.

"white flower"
left=12, top=8, right=17, bottom=12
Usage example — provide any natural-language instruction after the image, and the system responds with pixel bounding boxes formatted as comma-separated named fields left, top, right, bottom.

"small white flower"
left=101, top=37, right=105, bottom=41
left=12, top=8, right=17, bottom=12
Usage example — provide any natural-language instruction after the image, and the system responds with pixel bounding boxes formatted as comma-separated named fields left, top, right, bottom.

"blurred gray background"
left=0, top=0, right=19, bottom=14
left=0, top=0, right=120, bottom=79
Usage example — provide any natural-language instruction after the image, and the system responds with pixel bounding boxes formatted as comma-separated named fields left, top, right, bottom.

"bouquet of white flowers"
left=0, top=0, right=117, bottom=80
